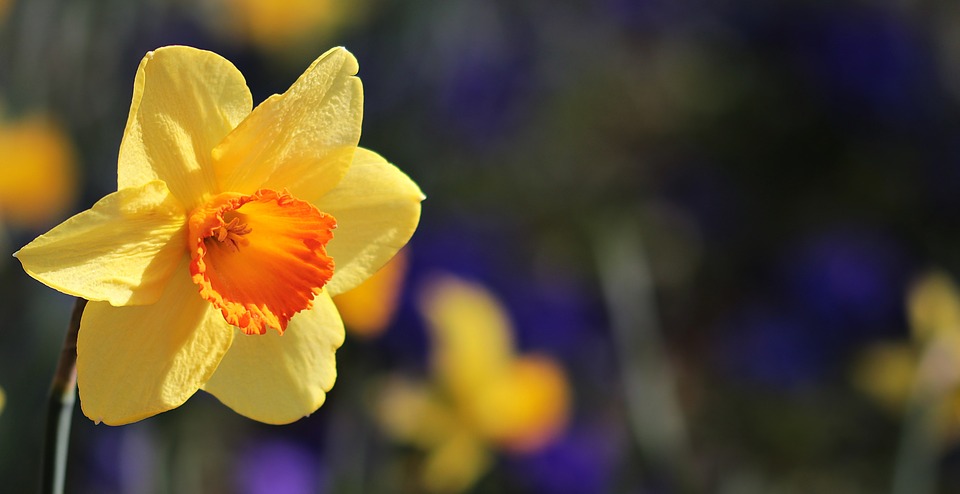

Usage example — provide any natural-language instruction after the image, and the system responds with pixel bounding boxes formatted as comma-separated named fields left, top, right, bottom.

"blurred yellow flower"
left=853, top=271, right=960, bottom=440
left=0, top=386, right=5, bottom=415
left=907, top=271, right=960, bottom=343
left=0, top=0, right=13, bottom=28
left=852, top=342, right=917, bottom=414
left=0, top=115, right=77, bottom=228
left=376, top=275, right=570, bottom=493
left=218, top=0, right=367, bottom=53
left=333, top=247, right=409, bottom=338
left=0, top=0, right=11, bottom=26
left=16, top=46, right=423, bottom=425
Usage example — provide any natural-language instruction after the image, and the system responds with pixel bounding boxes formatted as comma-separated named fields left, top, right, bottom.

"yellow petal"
left=333, top=248, right=409, bottom=338
left=908, top=271, right=960, bottom=343
left=939, top=393, right=960, bottom=444
left=202, top=291, right=345, bottom=424
left=375, top=377, right=460, bottom=447
left=422, top=430, right=491, bottom=494
left=317, top=148, right=424, bottom=296
left=77, top=258, right=234, bottom=425
left=851, top=342, right=917, bottom=414
left=14, top=181, right=186, bottom=306
left=417, top=275, right=515, bottom=403
left=212, top=47, right=362, bottom=200
left=471, top=355, right=571, bottom=453
left=0, top=116, right=78, bottom=227
left=118, top=46, right=253, bottom=210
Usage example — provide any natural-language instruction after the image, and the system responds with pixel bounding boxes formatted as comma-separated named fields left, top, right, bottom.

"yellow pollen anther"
left=211, top=216, right=251, bottom=249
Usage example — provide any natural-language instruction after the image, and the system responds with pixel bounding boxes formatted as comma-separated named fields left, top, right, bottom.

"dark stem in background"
left=41, top=298, right=86, bottom=494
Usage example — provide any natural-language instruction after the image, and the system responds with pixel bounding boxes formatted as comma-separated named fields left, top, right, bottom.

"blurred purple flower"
left=717, top=306, right=826, bottom=389
left=717, top=227, right=911, bottom=389
left=508, top=428, right=619, bottom=494
left=505, top=275, right=603, bottom=358
left=436, top=44, right=534, bottom=148
left=234, top=439, right=325, bottom=494
left=743, top=5, right=937, bottom=124
left=368, top=2, right=538, bottom=150
left=782, top=228, right=909, bottom=343
left=805, top=10, right=932, bottom=117
left=86, top=425, right=155, bottom=493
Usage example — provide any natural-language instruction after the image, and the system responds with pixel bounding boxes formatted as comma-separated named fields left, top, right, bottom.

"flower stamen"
left=188, top=189, right=336, bottom=335
left=211, top=214, right=251, bottom=250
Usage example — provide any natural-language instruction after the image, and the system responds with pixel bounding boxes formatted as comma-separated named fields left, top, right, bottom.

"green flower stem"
left=891, top=343, right=952, bottom=494
left=41, top=298, right=86, bottom=494
left=594, top=221, right=695, bottom=492
left=891, top=395, right=938, bottom=494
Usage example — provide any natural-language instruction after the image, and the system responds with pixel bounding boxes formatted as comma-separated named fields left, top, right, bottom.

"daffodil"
left=853, top=271, right=960, bottom=441
left=376, top=275, right=569, bottom=493
left=333, top=247, right=409, bottom=338
left=0, top=0, right=11, bottom=27
left=215, top=0, right=367, bottom=53
left=0, top=115, right=77, bottom=228
left=15, top=46, right=423, bottom=425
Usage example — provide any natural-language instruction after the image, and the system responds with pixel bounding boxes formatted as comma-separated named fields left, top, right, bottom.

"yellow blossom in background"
left=217, top=0, right=367, bottom=53
left=852, top=342, right=917, bottom=414
left=333, top=248, right=409, bottom=338
left=0, top=386, right=5, bottom=415
left=0, top=115, right=77, bottom=228
left=853, top=270, right=960, bottom=442
left=0, top=0, right=13, bottom=28
left=0, top=0, right=11, bottom=26
left=907, top=271, right=960, bottom=343
left=376, top=275, right=570, bottom=493
left=15, top=46, right=424, bottom=425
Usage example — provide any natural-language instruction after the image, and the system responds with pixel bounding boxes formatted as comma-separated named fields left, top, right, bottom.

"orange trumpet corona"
left=188, top=189, right=336, bottom=335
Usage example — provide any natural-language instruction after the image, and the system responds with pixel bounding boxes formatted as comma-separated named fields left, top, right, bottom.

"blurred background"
left=3, top=0, right=960, bottom=493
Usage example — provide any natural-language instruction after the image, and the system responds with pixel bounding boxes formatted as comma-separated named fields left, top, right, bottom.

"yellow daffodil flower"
left=0, top=115, right=77, bottom=228
left=218, top=0, right=366, bottom=53
left=333, top=248, right=409, bottom=338
left=853, top=271, right=960, bottom=441
left=376, top=275, right=570, bottom=493
left=15, top=46, right=423, bottom=426
left=0, top=0, right=11, bottom=26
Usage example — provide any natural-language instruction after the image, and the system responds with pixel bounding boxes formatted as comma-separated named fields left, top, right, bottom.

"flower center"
left=211, top=213, right=251, bottom=249
left=187, top=189, right=336, bottom=335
